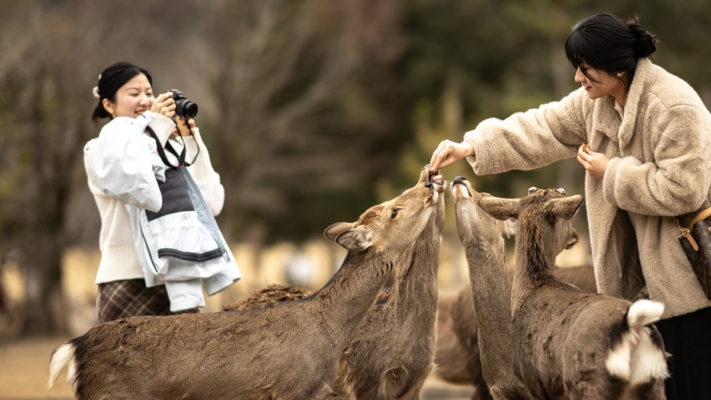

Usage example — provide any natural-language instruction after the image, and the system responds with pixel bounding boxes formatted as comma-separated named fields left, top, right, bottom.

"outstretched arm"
left=429, top=140, right=474, bottom=172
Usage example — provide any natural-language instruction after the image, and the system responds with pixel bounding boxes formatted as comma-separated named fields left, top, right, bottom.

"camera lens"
left=177, top=101, right=198, bottom=118
left=170, top=89, right=199, bottom=119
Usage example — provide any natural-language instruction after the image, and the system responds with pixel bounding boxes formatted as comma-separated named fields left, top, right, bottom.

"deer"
left=329, top=166, right=445, bottom=400
left=48, top=167, right=445, bottom=400
left=223, top=166, right=446, bottom=400
left=478, top=186, right=668, bottom=400
left=433, top=262, right=596, bottom=400
left=447, top=176, right=537, bottom=400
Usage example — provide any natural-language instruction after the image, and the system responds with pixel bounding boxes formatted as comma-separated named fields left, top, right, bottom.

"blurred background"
left=0, top=0, right=709, bottom=397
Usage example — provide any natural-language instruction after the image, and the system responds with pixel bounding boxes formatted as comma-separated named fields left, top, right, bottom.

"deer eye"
left=556, top=188, right=566, bottom=195
left=528, top=187, right=538, bottom=194
left=391, top=209, right=399, bottom=219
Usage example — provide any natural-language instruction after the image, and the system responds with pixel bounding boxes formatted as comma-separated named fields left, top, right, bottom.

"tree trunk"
left=21, top=236, right=66, bottom=335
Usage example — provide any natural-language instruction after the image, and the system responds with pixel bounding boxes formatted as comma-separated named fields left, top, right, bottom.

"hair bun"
left=636, top=31, right=657, bottom=57
left=627, top=18, right=657, bottom=58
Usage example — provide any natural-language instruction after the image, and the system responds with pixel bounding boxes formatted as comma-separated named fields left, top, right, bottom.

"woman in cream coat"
left=430, top=13, right=711, bottom=400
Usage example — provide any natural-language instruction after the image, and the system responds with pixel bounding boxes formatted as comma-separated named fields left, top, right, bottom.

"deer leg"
left=397, top=379, right=426, bottom=400
left=468, top=358, right=493, bottom=400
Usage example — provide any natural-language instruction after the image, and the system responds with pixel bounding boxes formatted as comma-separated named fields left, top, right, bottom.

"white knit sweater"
left=84, top=112, right=225, bottom=284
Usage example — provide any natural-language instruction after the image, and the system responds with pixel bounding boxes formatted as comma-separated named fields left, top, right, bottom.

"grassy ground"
left=0, top=336, right=473, bottom=400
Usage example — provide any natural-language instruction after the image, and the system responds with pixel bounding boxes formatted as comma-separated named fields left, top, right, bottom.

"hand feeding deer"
left=478, top=186, right=668, bottom=400
left=48, top=168, right=445, bottom=400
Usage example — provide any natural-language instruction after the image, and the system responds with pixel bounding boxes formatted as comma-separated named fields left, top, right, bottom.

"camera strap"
left=145, top=126, right=186, bottom=169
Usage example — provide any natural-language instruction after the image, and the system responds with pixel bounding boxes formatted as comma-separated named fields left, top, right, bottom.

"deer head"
left=478, top=187, right=582, bottom=255
left=324, top=167, right=444, bottom=253
left=450, top=176, right=518, bottom=243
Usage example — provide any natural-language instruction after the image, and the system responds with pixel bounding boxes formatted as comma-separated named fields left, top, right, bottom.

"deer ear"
left=478, top=197, right=520, bottom=220
left=324, top=223, right=374, bottom=251
left=324, top=222, right=355, bottom=242
left=547, top=195, right=584, bottom=220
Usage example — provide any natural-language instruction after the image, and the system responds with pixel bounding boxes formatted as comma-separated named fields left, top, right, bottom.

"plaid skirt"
left=96, top=279, right=198, bottom=323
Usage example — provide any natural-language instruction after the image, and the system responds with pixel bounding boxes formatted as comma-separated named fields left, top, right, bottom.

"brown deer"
left=448, top=176, right=537, bottom=400
left=478, top=186, right=668, bottom=400
left=433, top=262, right=596, bottom=400
left=48, top=168, right=445, bottom=400
left=330, top=167, right=445, bottom=400
left=223, top=166, right=446, bottom=400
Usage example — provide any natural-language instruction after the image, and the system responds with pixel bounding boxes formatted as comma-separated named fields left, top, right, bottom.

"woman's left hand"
left=173, top=117, right=195, bottom=137
left=577, top=144, right=609, bottom=179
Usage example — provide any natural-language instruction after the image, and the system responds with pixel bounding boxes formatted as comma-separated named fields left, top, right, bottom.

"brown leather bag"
left=674, top=206, right=711, bottom=299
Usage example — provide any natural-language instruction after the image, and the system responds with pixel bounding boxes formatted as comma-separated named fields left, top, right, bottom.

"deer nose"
left=453, top=176, right=466, bottom=184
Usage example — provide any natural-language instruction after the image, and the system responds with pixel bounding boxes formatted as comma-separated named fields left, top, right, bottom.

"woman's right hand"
left=429, top=140, right=475, bottom=171
left=151, top=92, right=176, bottom=119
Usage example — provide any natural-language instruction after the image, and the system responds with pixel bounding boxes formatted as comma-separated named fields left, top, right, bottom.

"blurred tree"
left=200, top=0, right=405, bottom=244
left=0, top=1, right=98, bottom=335
left=0, top=0, right=212, bottom=335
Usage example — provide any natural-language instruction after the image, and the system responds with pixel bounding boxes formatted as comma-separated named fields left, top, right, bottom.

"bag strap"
left=690, top=207, right=711, bottom=228
left=673, top=205, right=711, bottom=252
left=674, top=216, right=699, bottom=251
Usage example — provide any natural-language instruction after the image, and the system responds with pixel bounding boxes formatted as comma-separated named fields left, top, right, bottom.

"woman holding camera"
left=85, top=61, right=239, bottom=323
left=429, top=13, right=711, bottom=399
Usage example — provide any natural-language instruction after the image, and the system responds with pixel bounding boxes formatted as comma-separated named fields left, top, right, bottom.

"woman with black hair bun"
left=85, top=62, right=240, bottom=324
left=429, top=13, right=711, bottom=399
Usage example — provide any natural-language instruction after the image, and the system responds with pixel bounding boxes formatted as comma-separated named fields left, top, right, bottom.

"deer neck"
left=464, top=228, right=510, bottom=318
left=511, top=220, right=557, bottom=313
left=389, top=229, right=440, bottom=323
left=462, top=219, right=515, bottom=385
left=312, top=250, right=394, bottom=344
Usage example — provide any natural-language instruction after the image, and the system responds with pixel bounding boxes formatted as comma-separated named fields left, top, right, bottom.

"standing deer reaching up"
left=223, top=166, right=446, bottom=400
left=48, top=168, right=444, bottom=400
left=449, top=176, right=535, bottom=400
left=330, top=166, right=445, bottom=400
left=479, top=187, right=668, bottom=400
left=435, top=176, right=597, bottom=400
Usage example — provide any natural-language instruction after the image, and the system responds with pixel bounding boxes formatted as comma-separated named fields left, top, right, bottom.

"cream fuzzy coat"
left=464, top=58, right=711, bottom=318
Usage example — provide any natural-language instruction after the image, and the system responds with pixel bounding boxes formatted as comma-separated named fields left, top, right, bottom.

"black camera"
left=169, top=89, right=198, bottom=119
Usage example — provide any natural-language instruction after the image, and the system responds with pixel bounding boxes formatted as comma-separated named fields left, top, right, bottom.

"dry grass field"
left=0, top=336, right=74, bottom=400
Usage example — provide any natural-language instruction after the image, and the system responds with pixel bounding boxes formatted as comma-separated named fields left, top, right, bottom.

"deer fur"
left=48, top=168, right=444, bottom=400
left=478, top=187, right=668, bottom=400
left=433, top=285, right=491, bottom=400
left=449, top=176, right=536, bottom=400
left=329, top=167, right=445, bottom=400
left=222, top=284, right=312, bottom=311
left=433, top=265, right=596, bottom=400
left=222, top=167, right=446, bottom=400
